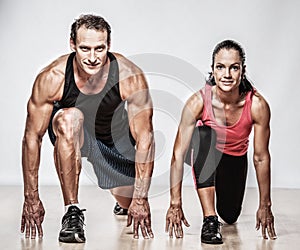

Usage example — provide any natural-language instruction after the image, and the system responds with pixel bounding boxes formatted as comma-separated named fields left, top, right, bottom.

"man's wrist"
left=132, top=187, right=148, bottom=199
left=133, top=179, right=150, bottom=199
left=24, top=189, right=39, bottom=201
left=131, top=197, right=148, bottom=205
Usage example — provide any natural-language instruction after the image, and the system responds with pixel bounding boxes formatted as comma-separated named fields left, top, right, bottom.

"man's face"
left=70, top=27, right=110, bottom=76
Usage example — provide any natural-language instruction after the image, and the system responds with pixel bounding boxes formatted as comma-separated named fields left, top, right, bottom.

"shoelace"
left=64, top=209, right=86, bottom=228
left=203, top=219, right=223, bottom=234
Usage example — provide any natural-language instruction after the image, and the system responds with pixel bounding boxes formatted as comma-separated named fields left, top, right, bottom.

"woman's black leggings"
left=187, top=125, right=248, bottom=224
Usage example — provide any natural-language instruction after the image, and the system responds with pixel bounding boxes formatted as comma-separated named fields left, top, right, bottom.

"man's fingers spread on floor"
left=169, top=223, right=174, bottom=238
left=21, top=217, right=25, bottom=233
left=133, top=219, right=139, bottom=239
left=127, top=214, right=133, bottom=227
left=183, top=218, right=190, bottom=227
left=147, top=227, right=154, bottom=238
left=25, top=222, right=30, bottom=238
left=165, top=220, right=170, bottom=233
left=140, top=222, right=148, bottom=239
left=178, top=226, right=183, bottom=238
left=37, top=224, right=43, bottom=238
left=262, top=226, right=267, bottom=239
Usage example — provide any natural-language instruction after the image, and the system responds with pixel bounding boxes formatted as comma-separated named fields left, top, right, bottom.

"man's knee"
left=53, top=108, right=84, bottom=139
left=110, top=186, right=133, bottom=209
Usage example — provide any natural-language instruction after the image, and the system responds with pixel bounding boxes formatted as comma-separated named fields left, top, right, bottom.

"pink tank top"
left=197, top=84, right=253, bottom=156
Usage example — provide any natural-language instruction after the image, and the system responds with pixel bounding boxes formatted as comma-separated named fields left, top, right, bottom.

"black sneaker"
left=58, top=205, right=86, bottom=243
left=113, top=202, right=128, bottom=215
left=201, top=215, right=223, bottom=244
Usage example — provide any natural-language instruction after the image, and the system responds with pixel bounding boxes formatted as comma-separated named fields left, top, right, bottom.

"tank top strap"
left=197, top=84, right=212, bottom=126
left=199, top=84, right=212, bottom=106
left=242, top=90, right=254, bottom=124
left=205, top=84, right=213, bottom=112
left=106, top=52, right=119, bottom=90
left=62, top=52, right=76, bottom=100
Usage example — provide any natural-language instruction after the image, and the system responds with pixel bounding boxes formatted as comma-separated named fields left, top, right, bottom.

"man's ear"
left=70, top=38, right=76, bottom=51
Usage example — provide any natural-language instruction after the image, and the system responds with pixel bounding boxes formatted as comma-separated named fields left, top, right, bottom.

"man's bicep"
left=25, top=94, right=53, bottom=138
left=126, top=83, right=155, bottom=166
left=127, top=77, right=153, bottom=137
left=25, top=69, right=62, bottom=137
left=127, top=74, right=152, bottom=108
left=128, top=102, right=153, bottom=142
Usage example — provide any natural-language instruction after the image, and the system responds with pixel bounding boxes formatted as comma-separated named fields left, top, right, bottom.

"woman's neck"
left=214, top=85, right=241, bottom=105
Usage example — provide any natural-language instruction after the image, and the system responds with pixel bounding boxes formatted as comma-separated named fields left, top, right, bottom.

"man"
left=21, top=14, right=155, bottom=243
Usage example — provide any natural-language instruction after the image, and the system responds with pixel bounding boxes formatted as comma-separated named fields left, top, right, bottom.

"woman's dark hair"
left=207, top=39, right=254, bottom=94
left=70, top=14, right=111, bottom=45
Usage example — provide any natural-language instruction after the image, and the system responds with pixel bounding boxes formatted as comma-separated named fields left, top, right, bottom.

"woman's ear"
left=242, top=65, right=246, bottom=77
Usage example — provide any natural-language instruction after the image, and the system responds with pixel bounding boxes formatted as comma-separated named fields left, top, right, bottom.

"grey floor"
left=2, top=185, right=300, bottom=250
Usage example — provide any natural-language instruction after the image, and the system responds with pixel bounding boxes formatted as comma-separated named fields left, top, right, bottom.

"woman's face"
left=212, top=48, right=244, bottom=93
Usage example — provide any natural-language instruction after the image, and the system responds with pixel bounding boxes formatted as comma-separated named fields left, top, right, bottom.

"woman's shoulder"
left=251, top=90, right=271, bottom=121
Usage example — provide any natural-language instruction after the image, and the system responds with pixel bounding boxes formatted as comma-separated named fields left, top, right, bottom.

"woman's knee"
left=217, top=204, right=241, bottom=224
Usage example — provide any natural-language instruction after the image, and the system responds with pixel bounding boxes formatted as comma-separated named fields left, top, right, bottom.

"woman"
left=165, top=40, right=277, bottom=244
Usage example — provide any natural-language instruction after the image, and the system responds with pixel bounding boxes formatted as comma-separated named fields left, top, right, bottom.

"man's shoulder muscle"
left=112, top=52, right=147, bottom=99
left=33, top=54, right=70, bottom=102
left=113, top=52, right=143, bottom=75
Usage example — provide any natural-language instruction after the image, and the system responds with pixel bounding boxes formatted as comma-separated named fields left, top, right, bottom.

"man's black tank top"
left=53, top=52, right=129, bottom=146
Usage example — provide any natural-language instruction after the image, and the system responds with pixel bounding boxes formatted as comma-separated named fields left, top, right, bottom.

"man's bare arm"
left=117, top=54, right=155, bottom=198
left=21, top=60, right=65, bottom=238
left=125, top=70, right=155, bottom=239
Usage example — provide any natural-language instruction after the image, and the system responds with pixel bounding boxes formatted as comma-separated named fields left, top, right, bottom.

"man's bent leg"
left=52, top=108, right=86, bottom=243
left=52, top=108, right=84, bottom=205
left=110, top=185, right=134, bottom=215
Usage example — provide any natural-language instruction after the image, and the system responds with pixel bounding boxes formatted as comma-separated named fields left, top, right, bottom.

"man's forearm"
left=133, top=175, right=152, bottom=200
left=132, top=136, right=154, bottom=199
left=22, top=135, right=41, bottom=200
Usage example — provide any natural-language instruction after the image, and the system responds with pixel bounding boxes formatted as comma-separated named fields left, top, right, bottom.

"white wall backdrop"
left=1, top=0, right=299, bottom=188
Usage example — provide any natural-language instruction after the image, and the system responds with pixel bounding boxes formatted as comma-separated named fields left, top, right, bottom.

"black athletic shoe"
left=113, top=202, right=128, bottom=215
left=201, top=215, right=223, bottom=244
left=58, top=206, right=86, bottom=243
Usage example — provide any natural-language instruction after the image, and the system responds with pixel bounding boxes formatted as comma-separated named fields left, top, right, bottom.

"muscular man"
left=21, top=14, right=154, bottom=243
